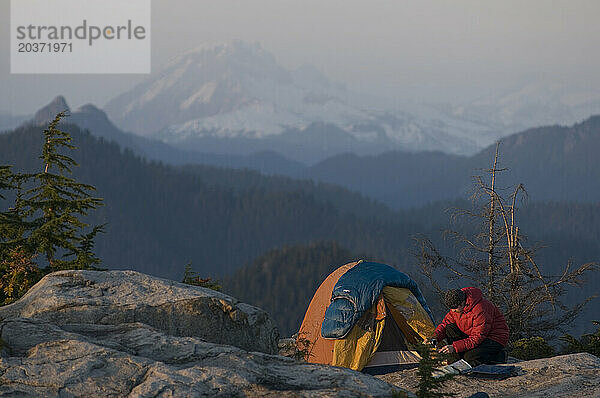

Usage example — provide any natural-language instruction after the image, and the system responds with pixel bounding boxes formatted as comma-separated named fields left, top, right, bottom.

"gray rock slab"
left=0, top=318, right=403, bottom=397
left=0, top=270, right=278, bottom=354
left=0, top=270, right=410, bottom=397
left=378, top=352, right=600, bottom=398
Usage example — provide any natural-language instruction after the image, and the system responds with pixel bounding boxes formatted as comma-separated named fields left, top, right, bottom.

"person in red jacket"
left=434, top=287, right=509, bottom=366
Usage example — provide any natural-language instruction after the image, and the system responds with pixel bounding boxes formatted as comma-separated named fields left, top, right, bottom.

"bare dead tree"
left=414, top=142, right=597, bottom=343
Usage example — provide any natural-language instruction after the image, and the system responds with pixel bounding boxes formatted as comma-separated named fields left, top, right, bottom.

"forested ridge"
left=0, top=123, right=420, bottom=280
left=304, top=115, right=600, bottom=209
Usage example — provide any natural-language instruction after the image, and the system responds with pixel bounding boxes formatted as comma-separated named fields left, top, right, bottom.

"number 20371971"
left=17, top=42, right=73, bottom=53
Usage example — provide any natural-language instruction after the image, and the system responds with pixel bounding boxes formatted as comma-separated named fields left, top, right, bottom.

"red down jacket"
left=434, top=287, right=509, bottom=353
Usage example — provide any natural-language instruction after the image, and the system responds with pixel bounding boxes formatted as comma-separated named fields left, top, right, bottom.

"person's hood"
left=462, top=287, right=483, bottom=313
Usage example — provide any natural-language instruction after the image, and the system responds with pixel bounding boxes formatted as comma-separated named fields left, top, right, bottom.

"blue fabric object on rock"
left=465, top=365, right=518, bottom=380
left=321, top=261, right=434, bottom=339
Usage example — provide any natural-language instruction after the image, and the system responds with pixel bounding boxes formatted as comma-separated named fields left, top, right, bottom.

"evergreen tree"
left=561, top=321, right=600, bottom=357
left=18, top=112, right=104, bottom=270
left=0, top=172, right=33, bottom=255
left=181, top=262, right=221, bottom=291
left=0, top=166, right=12, bottom=197
left=65, top=224, right=106, bottom=270
left=415, top=342, right=456, bottom=398
left=0, top=112, right=105, bottom=304
left=0, top=165, right=18, bottom=253
left=0, top=165, right=38, bottom=303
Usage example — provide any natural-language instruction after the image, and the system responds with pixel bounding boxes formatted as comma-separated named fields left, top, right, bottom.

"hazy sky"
left=1, top=0, right=599, bottom=114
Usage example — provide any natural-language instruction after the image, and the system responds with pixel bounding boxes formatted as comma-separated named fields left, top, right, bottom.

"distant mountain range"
left=19, top=95, right=600, bottom=211
left=6, top=41, right=600, bottom=165
left=26, top=95, right=306, bottom=176
left=101, top=41, right=600, bottom=164
left=104, top=41, right=504, bottom=162
left=302, top=115, right=600, bottom=208
left=433, top=79, right=600, bottom=134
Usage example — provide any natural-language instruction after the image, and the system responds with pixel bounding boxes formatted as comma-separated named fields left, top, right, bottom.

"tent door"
left=363, top=303, right=421, bottom=375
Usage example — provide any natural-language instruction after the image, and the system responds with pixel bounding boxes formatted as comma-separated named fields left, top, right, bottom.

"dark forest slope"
left=0, top=124, right=420, bottom=280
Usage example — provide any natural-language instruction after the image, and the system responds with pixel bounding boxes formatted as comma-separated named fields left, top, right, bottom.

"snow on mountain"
left=103, top=41, right=504, bottom=159
left=105, top=41, right=294, bottom=136
left=432, top=79, right=600, bottom=135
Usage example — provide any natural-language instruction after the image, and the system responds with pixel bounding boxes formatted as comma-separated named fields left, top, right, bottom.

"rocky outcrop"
left=31, top=95, right=70, bottom=125
left=0, top=270, right=404, bottom=397
left=0, top=270, right=278, bottom=354
left=378, top=352, right=600, bottom=398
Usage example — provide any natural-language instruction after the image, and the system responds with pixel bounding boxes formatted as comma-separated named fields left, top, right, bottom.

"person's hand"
left=439, top=344, right=455, bottom=354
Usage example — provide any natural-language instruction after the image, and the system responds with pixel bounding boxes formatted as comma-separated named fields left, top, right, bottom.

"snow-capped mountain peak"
left=104, top=40, right=497, bottom=161
left=104, top=40, right=300, bottom=136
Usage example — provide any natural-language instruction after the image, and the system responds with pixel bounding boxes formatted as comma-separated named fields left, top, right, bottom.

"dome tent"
left=297, top=261, right=435, bottom=374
